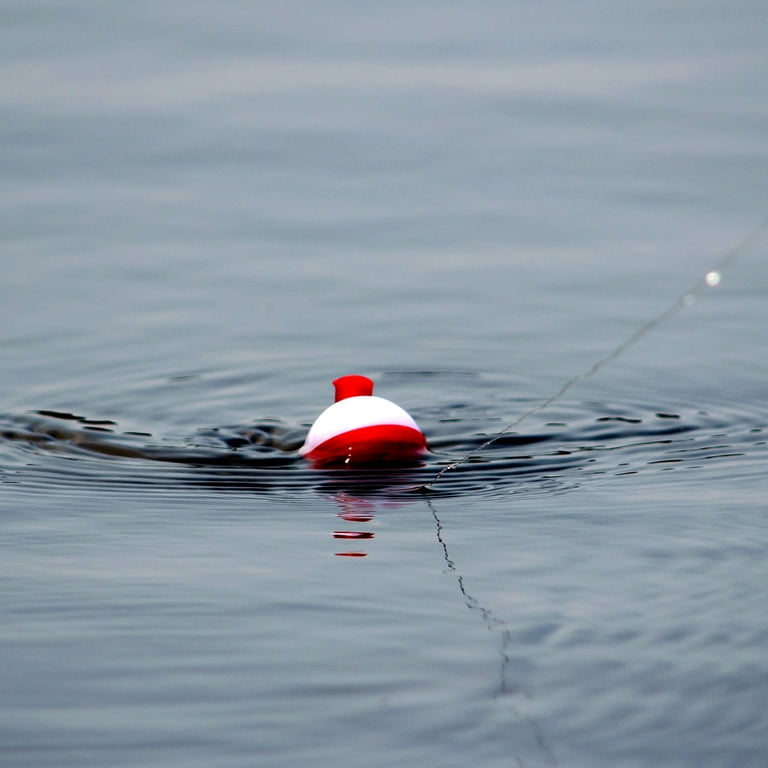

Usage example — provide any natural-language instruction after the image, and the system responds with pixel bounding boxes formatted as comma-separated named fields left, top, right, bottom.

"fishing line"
left=426, top=496, right=560, bottom=766
left=420, top=215, right=768, bottom=492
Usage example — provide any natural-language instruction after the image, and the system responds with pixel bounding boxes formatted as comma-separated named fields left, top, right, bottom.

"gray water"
left=2, top=2, right=767, bottom=766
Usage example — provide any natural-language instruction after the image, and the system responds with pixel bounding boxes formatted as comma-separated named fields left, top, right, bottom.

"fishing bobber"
left=299, top=375, right=428, bottom=467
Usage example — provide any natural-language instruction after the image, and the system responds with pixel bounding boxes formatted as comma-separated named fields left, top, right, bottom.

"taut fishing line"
left=420, top=216, right=768, bottom=493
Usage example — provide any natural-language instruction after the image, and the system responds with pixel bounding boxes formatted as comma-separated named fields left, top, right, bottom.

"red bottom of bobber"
left=303, top=424, right=428, bottom=467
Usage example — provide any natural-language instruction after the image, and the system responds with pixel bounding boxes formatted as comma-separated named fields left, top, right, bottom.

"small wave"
left=1, top=399, right=765, bottom=499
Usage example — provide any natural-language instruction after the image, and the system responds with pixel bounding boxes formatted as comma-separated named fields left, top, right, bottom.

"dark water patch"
left=35, top=410, right=118, bottom=426
left=596, top=415, right=642, bottom=423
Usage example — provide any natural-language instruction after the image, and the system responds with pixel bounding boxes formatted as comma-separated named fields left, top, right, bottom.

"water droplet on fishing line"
left=683, top=293, right=696, bottom=307
left=705, top=271, right=721, bottom=286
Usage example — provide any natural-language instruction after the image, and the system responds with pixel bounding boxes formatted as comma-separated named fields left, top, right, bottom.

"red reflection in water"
left=335, top=493, right=377, bottom=517
left=337, top=512, right=374, bottom=523
left=333, top=530, right=375, bottom=539
left=331, top=492, right=388, bottom=557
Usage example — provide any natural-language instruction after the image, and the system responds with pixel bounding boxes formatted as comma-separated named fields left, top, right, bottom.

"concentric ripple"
left=1, top=398, right=765, bottom=500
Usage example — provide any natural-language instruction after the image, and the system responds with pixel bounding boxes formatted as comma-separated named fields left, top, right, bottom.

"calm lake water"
left=2, top=2, right=767, bottom=767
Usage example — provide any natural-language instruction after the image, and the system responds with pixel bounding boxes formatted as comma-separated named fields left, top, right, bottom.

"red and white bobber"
left=299, top=375, right=428, bottom=467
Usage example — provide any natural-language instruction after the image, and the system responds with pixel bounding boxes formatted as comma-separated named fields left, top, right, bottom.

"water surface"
left=2, top=2, right=767, bottom=767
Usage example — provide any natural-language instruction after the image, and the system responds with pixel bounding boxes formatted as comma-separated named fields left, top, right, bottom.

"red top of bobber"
left=333, top=375, right=374, bottom=402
